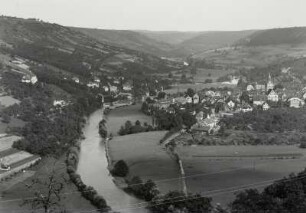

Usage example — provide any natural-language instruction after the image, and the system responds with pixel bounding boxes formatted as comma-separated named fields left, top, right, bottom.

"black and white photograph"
left=1, top=0, right=306, bottom=212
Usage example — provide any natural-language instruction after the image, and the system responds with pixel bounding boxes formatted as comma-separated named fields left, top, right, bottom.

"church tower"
left=267, top=73, right=274, bottom=91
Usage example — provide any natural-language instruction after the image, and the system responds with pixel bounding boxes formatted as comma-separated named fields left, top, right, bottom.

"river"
left=77, top=109, right=148, bottom=213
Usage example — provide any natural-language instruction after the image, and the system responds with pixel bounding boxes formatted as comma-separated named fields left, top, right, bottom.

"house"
left=252, top=94, right=267, bottom=106
left=186, top=96, right=192, bottom=104
left=246, top=84, right=255, bottom=91
left=118, top=92, right=133, bottom=101
left=94, top=77, right=101, bottom=83
left=195, top=111, right=204, bottom=122
left=288, top=97, right=305, bottom=108
left=193, top=94, right=200, bottom=104
left=192, top=113, right=220, bottom=134
left=110, top=85, right=118, bottom=93
left=281, top=67, right=291, bottom=74
left=255, top=83, right=266, bottom=92
left=123, top=82, right=133, bottom=91
left=230, top=76, right=240, bottom=85
left=72, top=77, right=80, bottom=84
left=266, top=73, right=275, bottom=91
left=87, top=82, right=99, bottom=88
left=53, top=100, right=67, bottom=107
left=227, top=100, right=236, bottom=109
left=241, top=103, right=253, bottom=112
left=267, top=90, right=279, bottom=102
left=262, top=102, right=270, bottom=111
left=21, top=75, right=37, bottom=85
left=205, top=90, right=215, bottom=97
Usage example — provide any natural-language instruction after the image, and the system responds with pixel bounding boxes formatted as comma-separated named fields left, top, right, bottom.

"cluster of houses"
left=73, top=75, right=133, bottom=94
left=246, top=73, right=305, bottom=109
left=144, top=70, right=306, bottom=134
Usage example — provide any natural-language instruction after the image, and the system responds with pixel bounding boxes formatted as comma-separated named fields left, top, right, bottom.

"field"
left=0, top=135, right=21, bottom=151
left=106, top=104, right=152, bottom=136
left=194, top=68, right=236, bottom=83
left=0, top=96, right=20, bottom=107
left=194, top=45, right=306, bottom=68
left=176, top=145, right=306, bottom=205
left=108, top=131, right=181, bottom=194
left=164, top=82, right=236, bottom=94
left=0, top=117, right=26, bottom=134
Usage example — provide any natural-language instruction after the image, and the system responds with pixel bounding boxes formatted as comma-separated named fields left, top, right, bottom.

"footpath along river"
left=77, top=108, right=148, bottom=213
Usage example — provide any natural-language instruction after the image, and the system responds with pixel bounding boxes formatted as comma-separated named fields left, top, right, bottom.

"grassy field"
left=108, top=131, right=181, bottom=194
left=194, top=45, right=306, bottom=68
left=0, top=157, right=95, bottom=213
left=0, top=117, right=26, bottom=134
left=0, top=136, right=22, bottom=151
left=164, top=82, right=236, bottom=94
left=176, top=145, right=306, bottom=205
left=0, top=96, right=20, bottom=107
left=194, top=68, right=236, bottom=83
left=106, top=104, right=152, bottom=136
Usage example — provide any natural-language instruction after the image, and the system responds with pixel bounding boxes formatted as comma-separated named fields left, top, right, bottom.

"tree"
left=150, top=191, right=212, bottom=213
left=181, top=74, right=188, bottom=83
left=157, top=92, right=166, bottom=100
left=191, top=67, right=197, bottom=75
left=111, top=160, right=129, bottom=177
left=22, top=163, right=67, bottom=213
left=186, top=88, right=195, bottom=98
left=240, top=91, right=250, bottom=104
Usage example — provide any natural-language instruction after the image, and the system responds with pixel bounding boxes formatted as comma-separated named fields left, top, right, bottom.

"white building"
left=87, top=82, right=99, bottom=88
left=267, top=90, right=279, bottom=102
left=193, top=94, right=200, bottom=104
left=246, top=85, right=255, bottom=91
left=262, top=102, right=270, bottom=111
left=21, top=75, right=37, bottom=85
left=53, top=100, right=67, bottom=107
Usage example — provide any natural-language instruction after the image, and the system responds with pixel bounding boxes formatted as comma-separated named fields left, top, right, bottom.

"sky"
left=0, top=0, right=305, bottom=31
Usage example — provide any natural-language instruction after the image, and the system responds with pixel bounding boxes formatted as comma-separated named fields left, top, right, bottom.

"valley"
left=1, top=13, right=306, bottom=213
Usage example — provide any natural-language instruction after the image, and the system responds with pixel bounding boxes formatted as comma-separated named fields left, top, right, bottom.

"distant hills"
left=1, top=15, right=306, bottom=69
left=73, top=28, right=257, bottom=57
left=73, top=27, right=306, bottom=58
left=239, top=27, right=306, bottom=46
left=0, top=16, right=180, bottom=79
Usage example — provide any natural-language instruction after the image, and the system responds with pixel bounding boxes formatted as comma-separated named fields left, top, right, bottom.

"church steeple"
left=267, top=73, right=274, bottom=91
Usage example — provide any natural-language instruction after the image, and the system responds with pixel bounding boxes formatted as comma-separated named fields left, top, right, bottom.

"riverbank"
left=77, top=109, right=147, bottom=213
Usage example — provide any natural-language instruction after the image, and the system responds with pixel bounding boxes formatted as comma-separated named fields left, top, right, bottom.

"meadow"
left=105, top=104, right=152, bottom=136
left=176, top=145, right=306, bottom=205
left=164, top=82, right=235, bottom=94
left=108, top=131, right=181, bottom=194
left=194, top=68, right=236, bottom=83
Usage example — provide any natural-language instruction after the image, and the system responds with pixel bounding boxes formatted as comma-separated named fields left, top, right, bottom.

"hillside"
left=177, top=30, right=256, bottom=55
left=240, top=27, right=306, bottom=46
left=72, top=27, right=175, bottom=56
left=72, top=28, right=258, bottom=58
left=136, top=31, right=201, bottom=45
left=0, top=16, right=179, bottom=79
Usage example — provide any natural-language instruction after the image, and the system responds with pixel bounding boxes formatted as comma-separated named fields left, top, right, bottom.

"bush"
left=204, top=79, right=213, bottom=84
left=111, top=160, right=129, bottom=177
left=127, top=176, right=159, bottom=201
